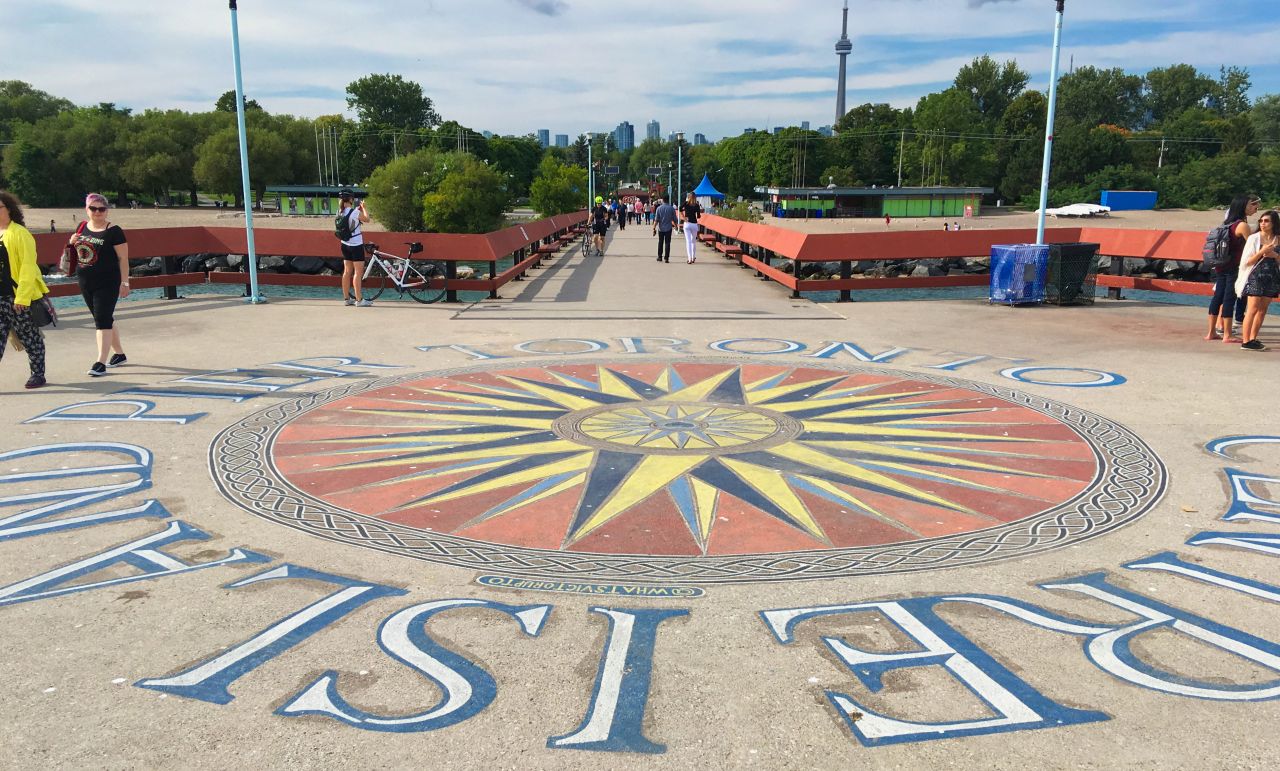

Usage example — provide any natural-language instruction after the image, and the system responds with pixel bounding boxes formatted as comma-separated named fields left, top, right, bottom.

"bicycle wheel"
left=364, top=259, right=389, bottom=300
left=404, top=261, right=447, bottom=304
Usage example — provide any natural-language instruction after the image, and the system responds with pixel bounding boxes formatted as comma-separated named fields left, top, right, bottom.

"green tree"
left=2, top=140, right=64, bottom=206
left=422, top=155, right=509, bottom=233
left=0, top=80, right=73, bottom=141
left=193, top=125, right=290, bottom=207
left=1251, top=94, right=1280, bottom=144
left=912, top=88, right=989, bottom=186
left=996, top=90, right=1046, bottom=202
left=953, top=56, right=1029, bottom=128
left=214, top=90, right=263, bottom=112
left=529, top=154, right=588, bottom=216
left=346, top=74, right=441, bottom=129
left=1143, top=65, right=1213, bottom=126
left=1051, top=124, right=1132, bottom=187
left=832, top=103, right=908, bottom=185
left=364, top=148, right=448, bottom=231
left=486, top=135, right=543, bottom=197
left=1212, top=66, right=1252, bottom=117
left=1056, top=66, right=1145, bottom=129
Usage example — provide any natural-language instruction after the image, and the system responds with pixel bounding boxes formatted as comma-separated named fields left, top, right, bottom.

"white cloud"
left=1, top=0, right=1270, bottom=139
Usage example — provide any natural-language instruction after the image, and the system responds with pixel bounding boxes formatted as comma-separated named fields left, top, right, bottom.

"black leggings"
left=80, top=281, right=119, bottom=330
left=1209, top=271, right=1245, bottom=323
left=0, top=301, right=46, bottom=377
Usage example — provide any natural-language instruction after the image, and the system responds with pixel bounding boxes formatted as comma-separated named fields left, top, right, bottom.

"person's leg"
left=110, top=326, right=124, bottom=356
left=341, top=260, right=354, bottom=301
left=1207, top=275, right=1226, bottom=339
left=659, top=230, right=672, bottom=261
left=0, top=303, right=11, bottom=365
left=1241, top=296, right=1259, bottom=343
left=351, top=258, right=364, bottom=302
left=13, top=310, right=45, bottom=378
left=684, top=223, right=697, bottom=262
left=94, top=286, right=118, bottom=364
left=1222, top=278, right=1241, bottom=342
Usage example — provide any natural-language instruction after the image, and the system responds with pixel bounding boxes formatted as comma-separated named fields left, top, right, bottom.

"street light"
left=586, top=132, right=594, bottom=209
left=1035, top=0, right=1067, bottom=246
left=675, top=131, right=685, bottom=204
left=227, top=0, right=263, bottom=303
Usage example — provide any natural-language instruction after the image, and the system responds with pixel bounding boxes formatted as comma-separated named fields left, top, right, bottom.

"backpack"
left=1202, top=221, right=1237, bottom=270
left=334, top=208, right=356, bottom=241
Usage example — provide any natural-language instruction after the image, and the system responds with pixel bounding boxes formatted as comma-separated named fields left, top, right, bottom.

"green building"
left=755, top=185, right=992, bottom=219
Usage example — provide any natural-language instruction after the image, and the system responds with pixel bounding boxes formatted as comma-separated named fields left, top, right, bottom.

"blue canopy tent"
left=693, top=173, right=725, bottom=211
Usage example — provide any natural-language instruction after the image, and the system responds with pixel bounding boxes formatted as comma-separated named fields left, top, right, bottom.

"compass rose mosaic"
left=210, top=360, right=1165, bottom=583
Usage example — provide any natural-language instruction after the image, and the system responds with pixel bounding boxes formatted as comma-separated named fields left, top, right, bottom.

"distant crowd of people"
left=583, top=193, right=704, bottom=264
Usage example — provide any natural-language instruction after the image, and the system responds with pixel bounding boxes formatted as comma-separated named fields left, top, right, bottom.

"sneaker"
left=24, top=374, right=46, bottom=389
left=1242, top=339, right=1267, bottom=351
left=356, top=299, right=373, bottom=307
left=108, top=353, right=127, bottom=367
left=344, top=297, right=355, bottom=306
left=87, top=362, right=107, bottom=376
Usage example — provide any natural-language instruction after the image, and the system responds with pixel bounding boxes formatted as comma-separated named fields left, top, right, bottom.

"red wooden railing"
left=35, top=211, right=588, bottom=302
left=697, top=214, right=1212, bottom=299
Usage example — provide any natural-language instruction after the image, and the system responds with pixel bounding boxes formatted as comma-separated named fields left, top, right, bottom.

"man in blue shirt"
left=651, top=197, right=677, bottom=263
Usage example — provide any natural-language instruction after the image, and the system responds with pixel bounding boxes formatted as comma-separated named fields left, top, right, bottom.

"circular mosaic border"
left=208, top=358, right=1167, bottom=584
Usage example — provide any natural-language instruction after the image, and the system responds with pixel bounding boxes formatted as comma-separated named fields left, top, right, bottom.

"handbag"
left=59, top=221, right=88, bottom=276
left=27, top=296, right=57, bottom=328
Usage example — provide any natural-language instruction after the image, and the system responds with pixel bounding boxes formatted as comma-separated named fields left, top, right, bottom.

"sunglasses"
left=88, top=205, right=108, bottom=212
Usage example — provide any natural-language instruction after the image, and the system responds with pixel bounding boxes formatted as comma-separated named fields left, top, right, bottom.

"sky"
left=2, top=1, right=1270, bottom=141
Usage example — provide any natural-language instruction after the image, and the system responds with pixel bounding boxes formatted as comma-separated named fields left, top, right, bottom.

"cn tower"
left=835, top=0, right=852, bottom=124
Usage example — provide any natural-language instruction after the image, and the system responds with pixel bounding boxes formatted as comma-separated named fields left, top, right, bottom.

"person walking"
left=0, top=191, right=48, bottom=389
left=680, top=192, right=704, bottom=264
left=337, top=190, right=372, bottom=307
left=71, top=193, right=130, bottom=376
left=652, top=197, right=677, bottom=263
left=589, top=196, right=609, bottom=256
left=615, top=198, right=626, bottom=231
left=1236, top=208, right=1280, bottom=351
left=1207, top=195, right=1257, bottom=342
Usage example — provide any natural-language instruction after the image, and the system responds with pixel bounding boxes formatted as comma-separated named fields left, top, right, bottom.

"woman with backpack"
left=0, top=191, right=49, bottom=389
left=1206, top=195, right=1257, bottom=342
left=337, top=190, right=372, bottom=307
left=1236, top=209, right=1280, bottom=351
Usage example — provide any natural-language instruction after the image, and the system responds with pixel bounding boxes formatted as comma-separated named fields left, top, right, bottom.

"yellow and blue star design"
left=272, top=363, right=1098, bottom=556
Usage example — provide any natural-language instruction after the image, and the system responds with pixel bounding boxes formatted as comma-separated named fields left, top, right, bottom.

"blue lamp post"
left=229, top=0, right=263, bottom=303
left=1035, top=0, right=1066, bottom=246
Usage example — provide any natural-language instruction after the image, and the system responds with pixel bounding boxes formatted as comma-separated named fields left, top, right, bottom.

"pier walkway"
left=2, top=219, right=1278, bottom=768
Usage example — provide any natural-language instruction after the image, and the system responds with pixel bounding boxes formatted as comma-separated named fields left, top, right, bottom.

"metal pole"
left=897, top=129, right=904, bottom=187
left=1035, top=0, right=1066, bottom=246
left=314, top=122, right=323, bottom=185
left=676, top=132, right=684, bottom=204
left=586, top=134, right=593, bottom=209
left=228, top=0, right=262, bottom=303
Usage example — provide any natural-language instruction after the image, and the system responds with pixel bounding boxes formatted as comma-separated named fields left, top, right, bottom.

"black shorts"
left=341, top=243, right=365, bottom=261
left=79, top=281, right=119, bottom=330
left=592, top=223, right=607, bottom=235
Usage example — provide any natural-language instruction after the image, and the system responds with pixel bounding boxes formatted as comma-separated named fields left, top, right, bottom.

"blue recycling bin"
left=990, top=244, right=1049, bottom=305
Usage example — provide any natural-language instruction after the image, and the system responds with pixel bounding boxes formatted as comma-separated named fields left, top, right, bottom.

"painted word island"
left=4, top=338, right=1280, bottom=756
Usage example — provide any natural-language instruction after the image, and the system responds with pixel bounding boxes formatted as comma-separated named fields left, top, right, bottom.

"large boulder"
left=259, top=255, right=287, bottom=271
left=180, top=254, right=206, bottom=273
left=226, top=254, right=245, bottom=269
left=290, top=256, right=325, bottom=275
left=456, top=265, right=476, bottom=279
left=204, top=254, right=230, bottom=270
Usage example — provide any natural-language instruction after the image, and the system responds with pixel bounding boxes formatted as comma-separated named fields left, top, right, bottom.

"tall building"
left=612, top=121, right=635, bottom=152
left=744, top=128, right=757, bottom=135
left=773, top=126, right=785, bottom=135
left=801, top=121, right=810, bottom=131
left=835, top=0, right=852, bottom=124
left=647, top=119, right=660, bottom=141
left=537, top=129, right=549, bottom=148
left=817, top=125, right=834, bottom=137
left=693, top=133, right=708, bottom=146
left=555, top=134, right=569, bottom=147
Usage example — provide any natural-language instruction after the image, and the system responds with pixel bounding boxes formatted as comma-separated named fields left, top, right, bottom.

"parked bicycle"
left=361, top=242, right=447, bottom=304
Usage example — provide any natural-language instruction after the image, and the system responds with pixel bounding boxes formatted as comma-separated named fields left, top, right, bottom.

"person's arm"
left=357, top=201, right=371, bottom=224
left=1235, top=221, right=1252, bottom=241
left=10, top=226, right=42, bottom=309
left=118, top=239, right=131, bottom=297
left=1240, top=233, right=1268, bottom=269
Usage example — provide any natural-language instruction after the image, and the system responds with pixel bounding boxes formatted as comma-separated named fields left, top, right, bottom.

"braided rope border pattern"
left=209, top=359, right=1166, bottom=585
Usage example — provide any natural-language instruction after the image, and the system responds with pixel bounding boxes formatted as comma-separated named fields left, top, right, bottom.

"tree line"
left=4, top=59, right=1278, bottom=232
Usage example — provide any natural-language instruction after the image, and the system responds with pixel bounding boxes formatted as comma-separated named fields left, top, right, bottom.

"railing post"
left=791, top=258, right=801, bottom=298
left=839, top=259, right=852, bottom=302
left=445, top=260, right=458, bottom=303
left=489, top=260, right=499, bottom=298
left=160, top=255, right=179, bottom=300
left=1109, top=252, right=1123, bottom=300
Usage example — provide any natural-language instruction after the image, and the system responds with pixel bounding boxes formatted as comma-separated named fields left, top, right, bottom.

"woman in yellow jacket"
left=0, top=191, right=49, bottom=389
